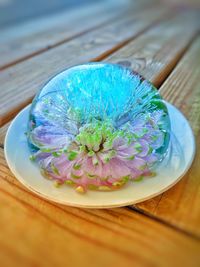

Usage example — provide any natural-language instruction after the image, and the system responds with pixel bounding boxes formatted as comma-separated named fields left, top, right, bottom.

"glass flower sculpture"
left=27, top=63, right=170, bottom=193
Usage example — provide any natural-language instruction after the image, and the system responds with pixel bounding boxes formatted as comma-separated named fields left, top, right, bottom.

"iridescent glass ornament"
left=27, top=63, right=171, bottom=193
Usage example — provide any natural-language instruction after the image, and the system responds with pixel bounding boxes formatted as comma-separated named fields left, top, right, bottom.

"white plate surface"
left=5, top=102, right=195, bottom=208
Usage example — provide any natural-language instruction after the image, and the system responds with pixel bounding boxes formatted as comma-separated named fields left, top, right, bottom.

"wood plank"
left=0, top=149, right=200, bottom=267
left=134, top=36, right=200, bottom=237
left=105, top=11, right=200, bottom=87
left=0, top=6, right=171, bottom=126
left=0, top=0, right=101, bottom=28
left=0, top=0, right=153, bottom=69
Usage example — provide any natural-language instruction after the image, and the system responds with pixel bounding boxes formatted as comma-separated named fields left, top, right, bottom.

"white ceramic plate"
left=5, top=102, right=195, bottom=208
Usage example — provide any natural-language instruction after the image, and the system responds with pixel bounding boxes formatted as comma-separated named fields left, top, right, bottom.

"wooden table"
left=0, top=0, right=200, bottom=266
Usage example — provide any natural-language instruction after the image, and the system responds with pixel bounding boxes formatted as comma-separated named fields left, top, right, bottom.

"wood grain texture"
left=0, top=0, right=150, bottom=69
left=105, top=11, right=200, bottom=87
left=134, top=36, right=200, bottom=237
left=0, top=149, right=200, bottom=267
left=0, top=6, right=170, bottom=126
left=1, top=0, right=200, bottom=265
left=1, top=13, right=199, bottom=237
left=0, top=121, right=9, bottom=147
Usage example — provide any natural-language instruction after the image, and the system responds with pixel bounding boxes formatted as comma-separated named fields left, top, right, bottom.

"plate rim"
left=4, top=102, right=196, bottom=208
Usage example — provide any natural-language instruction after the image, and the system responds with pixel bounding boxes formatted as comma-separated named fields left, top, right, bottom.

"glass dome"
left=27, top=63, right=171, bottom=193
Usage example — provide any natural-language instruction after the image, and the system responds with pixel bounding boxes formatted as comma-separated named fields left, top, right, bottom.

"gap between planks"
left=127, top=206, right=200, bottom=241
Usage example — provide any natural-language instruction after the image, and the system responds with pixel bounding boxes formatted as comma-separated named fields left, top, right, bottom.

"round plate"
left=5, top=102, right=195, bottom=208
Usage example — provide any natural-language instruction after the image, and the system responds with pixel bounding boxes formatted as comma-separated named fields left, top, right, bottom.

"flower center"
left=72, top=120, right=125, bottom=162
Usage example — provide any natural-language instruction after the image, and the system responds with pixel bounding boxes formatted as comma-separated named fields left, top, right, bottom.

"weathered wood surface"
left=1, top=10, right=199, bottom=130
left=0, top=6, right=170, bottom=126
left=0, top=121, right=9, bottom=147
left=0, top=149, right=200, bottom=267
left=1, top=1, right=200, bottom=266
left=134, top=36, right=200, bottom=237
left=0, top=10, right=199, bottom=236
left=0, top=0, right=152, bottom=69
left=105, top=11, right=200, bottom=87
